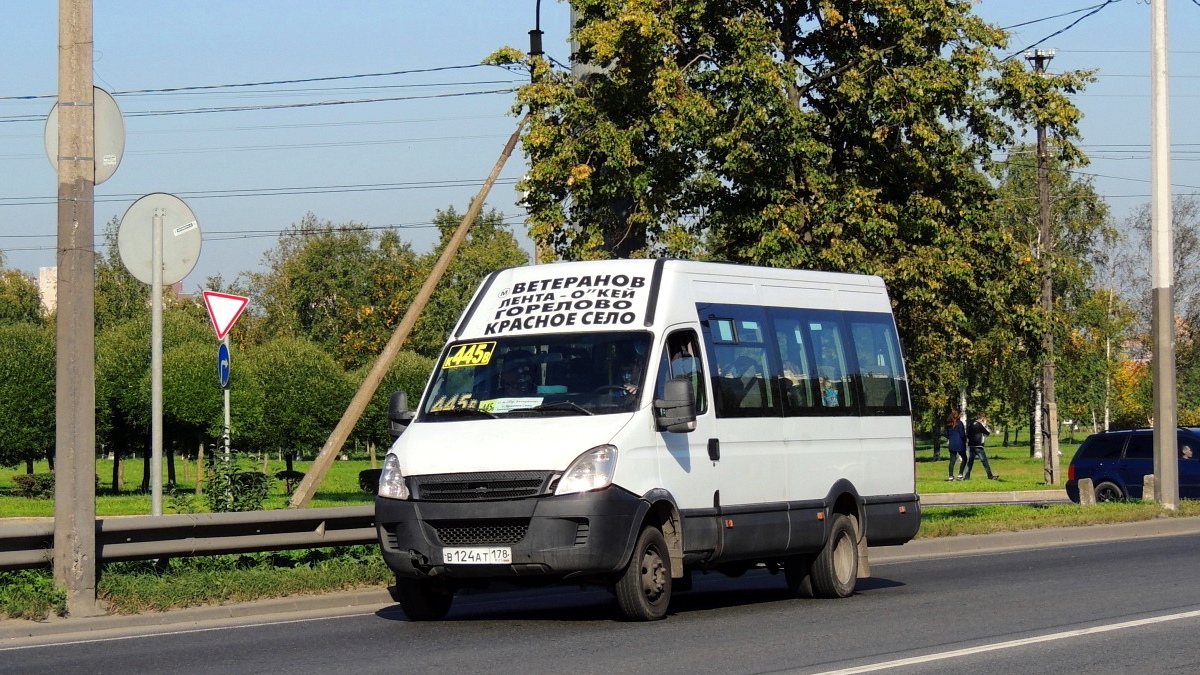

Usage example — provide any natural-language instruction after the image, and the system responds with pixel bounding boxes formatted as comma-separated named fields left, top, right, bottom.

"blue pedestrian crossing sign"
left=217, top=342, right=231, bottom=389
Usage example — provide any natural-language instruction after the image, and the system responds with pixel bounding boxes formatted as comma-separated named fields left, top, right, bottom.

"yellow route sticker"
left=441, top=341, right=496, bottom=369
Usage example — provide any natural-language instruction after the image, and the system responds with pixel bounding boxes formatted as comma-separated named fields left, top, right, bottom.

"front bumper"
left=375, top=487, right=647, bottom=581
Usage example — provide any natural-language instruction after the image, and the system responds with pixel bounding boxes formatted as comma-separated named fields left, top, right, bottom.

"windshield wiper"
left=424, top=407, right=497, bottom=420
left=517, top=401, right=594, bottom=416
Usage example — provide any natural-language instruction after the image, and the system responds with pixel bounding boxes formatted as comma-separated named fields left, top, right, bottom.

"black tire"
left=615, top=525, right=672, bottom=621
left=1094, top=480, right=1125, bottom=502
left=810, top=514, right=858, bottom=598
left=784, top=554, right=815, bottom=599
left=395, top=577, right=454, bottom=621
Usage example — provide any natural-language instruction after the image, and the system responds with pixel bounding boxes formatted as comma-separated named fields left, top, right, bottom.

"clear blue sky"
left=1, top=1, right=1197, bottom=291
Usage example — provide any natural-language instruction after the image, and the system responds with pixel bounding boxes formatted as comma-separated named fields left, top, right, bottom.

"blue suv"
left=1066, top=428, right=1200, bottom=502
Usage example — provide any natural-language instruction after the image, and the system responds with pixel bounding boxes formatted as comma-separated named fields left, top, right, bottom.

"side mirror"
left=388, top=391, right=415, bottom=439
left=654, top=378, right=696, bottom=433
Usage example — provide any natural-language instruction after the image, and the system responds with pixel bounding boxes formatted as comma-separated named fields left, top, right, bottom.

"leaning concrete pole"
left=53, top=0, right=102, bottom=616
left=289, top=114, right=529, bottom=508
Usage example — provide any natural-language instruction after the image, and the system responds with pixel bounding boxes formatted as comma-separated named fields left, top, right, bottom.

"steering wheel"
left=591, top=385, right=627, bottom=397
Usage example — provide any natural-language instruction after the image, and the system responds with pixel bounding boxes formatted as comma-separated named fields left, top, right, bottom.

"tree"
left=0, top=267, right=43, bottom=327
left=353, top=350, right=435, bottom=452
left=248, top=213, right=421, bottom=370
left=1115, top=195, right=1200, bottom=423
left=238, top=336, right=354, bottom=460
left=0, top=323, right=55, bottom=472
left=95, top=217, right=149, bottom=332
left=95, top=308, right=212, bottom=492
left=497, top=0, right=1093, bottom=418
left=984, top=143, right=1115, bottom=442
left=406, top=206, right=531, bottom=357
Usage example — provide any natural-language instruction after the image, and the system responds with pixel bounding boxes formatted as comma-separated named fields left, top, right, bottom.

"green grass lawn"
left=915, top=436, right=1081, bottom=494
left=0, top=455, right=378, bottom=517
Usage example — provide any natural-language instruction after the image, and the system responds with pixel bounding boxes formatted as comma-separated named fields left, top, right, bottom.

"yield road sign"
left=202, top=291, right=249, bottom=340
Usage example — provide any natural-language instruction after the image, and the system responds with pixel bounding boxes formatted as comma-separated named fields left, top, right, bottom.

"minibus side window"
left=766, top=308, right=855, bottom=416
left=654, top=330, right=707, bottom=414
left=771, top=316, right=817, bottom=410
left=807, top=318, right=854, bottom=410
left=699, top=305, right=779, bottom=418
left=847, top=314, right=911, bottom=414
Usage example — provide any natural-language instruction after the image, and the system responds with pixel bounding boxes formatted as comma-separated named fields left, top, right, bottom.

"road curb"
left=870, top=515, right=1200, bottom=563
left=0, top=588, right=395, bottom=642
left=919, top=489, right=1068, bottom=505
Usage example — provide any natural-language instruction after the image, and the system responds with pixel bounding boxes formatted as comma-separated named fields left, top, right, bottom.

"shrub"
left=11, top=473, right=55, bottom=499
left=358, top=469, right=382, bottom=494
left=206, top=463, right=273, bottom=513
left=0, top=570, right=66, bottom=620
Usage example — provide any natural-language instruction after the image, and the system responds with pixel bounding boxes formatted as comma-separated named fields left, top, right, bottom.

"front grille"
left=411, top=471, right=554, bottom=502
left=431, top=519, right=529, bottom=545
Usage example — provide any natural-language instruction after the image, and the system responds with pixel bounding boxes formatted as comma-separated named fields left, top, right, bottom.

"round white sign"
left=118, top=193, right=202, bottom=286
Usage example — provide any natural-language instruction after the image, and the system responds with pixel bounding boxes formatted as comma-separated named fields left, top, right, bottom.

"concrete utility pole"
left=53, top=0, right=102, bottom=616
left=289, top=115, right=530, bottom=508
left=1026, top=48, right=1060, bottom=485
left=1150, top=0, right=1178, bottom=509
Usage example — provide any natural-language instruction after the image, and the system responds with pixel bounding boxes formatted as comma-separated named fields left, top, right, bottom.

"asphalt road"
left=5, top=530, right=1200, bottom=675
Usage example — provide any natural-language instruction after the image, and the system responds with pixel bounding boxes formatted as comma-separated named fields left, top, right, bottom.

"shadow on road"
left=373, top=570, right=908, bottom=623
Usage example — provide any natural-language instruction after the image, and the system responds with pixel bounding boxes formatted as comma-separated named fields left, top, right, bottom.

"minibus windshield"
left=421, top=332, right=653, bottom=418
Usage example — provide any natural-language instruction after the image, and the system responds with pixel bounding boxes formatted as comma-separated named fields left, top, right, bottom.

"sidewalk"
left=919, top=489, right=1068, bottom=506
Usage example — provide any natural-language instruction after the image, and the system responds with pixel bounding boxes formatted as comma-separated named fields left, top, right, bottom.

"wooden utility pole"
left=289, top=114, right=530, bottom=508
left=1026, top=48, right=1061, bottom=485
left=53, top=0, right=102, bottom=616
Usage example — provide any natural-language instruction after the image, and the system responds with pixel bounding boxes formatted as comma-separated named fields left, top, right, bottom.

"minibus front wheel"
left=615, top=525, right=672, bottom=621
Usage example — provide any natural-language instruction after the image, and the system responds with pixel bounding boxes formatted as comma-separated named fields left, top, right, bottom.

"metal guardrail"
left=0, top=491, right=1072, bottom=571
left=0, top=505, right=376, bottom=571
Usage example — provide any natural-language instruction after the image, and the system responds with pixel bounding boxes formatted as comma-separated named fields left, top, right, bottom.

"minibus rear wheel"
left=810, top=514, right=858, bottom=598
left=615, top=525, right=672, bottom=621
left=395, top=577, right=454, bottom=621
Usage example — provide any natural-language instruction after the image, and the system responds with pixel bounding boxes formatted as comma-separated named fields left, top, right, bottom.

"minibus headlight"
left=378, top=453, right=410, bottom=500
left=554, top=445, right=617, bottom=496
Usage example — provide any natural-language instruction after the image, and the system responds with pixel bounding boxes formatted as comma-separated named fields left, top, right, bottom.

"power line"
left=0, top=178, right=521, bottom=208
left=0, top=64, right=501, bottom=102
left=1003, top=0, right=1125, bottom=62
left=0, top=88, right=517, bottom=123
left=1000, top=2, right=1120, bottom=31
left=0, top=214, right=529, bottom=253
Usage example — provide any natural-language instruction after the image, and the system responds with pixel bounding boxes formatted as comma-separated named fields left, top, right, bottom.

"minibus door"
left=654, top=330, right=721, bottom=559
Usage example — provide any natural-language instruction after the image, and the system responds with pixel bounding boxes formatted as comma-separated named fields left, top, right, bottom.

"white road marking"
left=802, top=608, right=1200, bottom=675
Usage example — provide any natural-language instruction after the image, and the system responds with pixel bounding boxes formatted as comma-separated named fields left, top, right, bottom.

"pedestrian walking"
left=965, top=410, right=999, bottom=480
left=943, top=408, right=968, bottom=480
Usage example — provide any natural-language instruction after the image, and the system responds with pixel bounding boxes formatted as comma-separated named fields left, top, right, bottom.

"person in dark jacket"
left=964, top=410, right=999, bottom=480
left=943, top=408, right=968, bottom=480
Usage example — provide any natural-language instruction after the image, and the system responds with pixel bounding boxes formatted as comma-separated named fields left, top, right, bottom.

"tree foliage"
left=497, top=0, right=1094, bottom=416
left=0, top=269, right=43, bottom=327
left=406, top=206, right=531, bottom=357
left=239, top=336, right=354, bottom=457
left=0, top=323, right=55, bottom=470
left=248, top=213, right=421, bottom=370
left=95, top=217, right=149, bottom=332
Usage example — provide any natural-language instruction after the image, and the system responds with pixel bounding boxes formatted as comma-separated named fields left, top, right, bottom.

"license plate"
left=442, top=547, right=512, bottom=565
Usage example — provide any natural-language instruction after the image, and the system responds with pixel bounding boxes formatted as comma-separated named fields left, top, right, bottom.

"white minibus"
left=376, top=259, right=920, bottom=620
